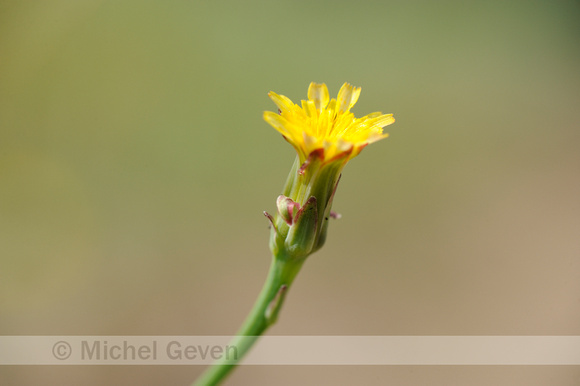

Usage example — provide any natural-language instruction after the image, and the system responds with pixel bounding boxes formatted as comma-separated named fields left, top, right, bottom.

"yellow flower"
left=264, top=82, right=395, bottom=163
left=263, top=82, right=396, bottom=260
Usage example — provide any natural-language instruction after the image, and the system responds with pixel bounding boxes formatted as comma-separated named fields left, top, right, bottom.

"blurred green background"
left=1, top=0, right=579, bottom=385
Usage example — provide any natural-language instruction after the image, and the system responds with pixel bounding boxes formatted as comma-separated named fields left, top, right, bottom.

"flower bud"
left=276, top=195, right=300, bottom=225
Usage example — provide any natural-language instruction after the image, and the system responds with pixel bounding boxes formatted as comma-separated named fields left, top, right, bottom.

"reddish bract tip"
left=298, top=149, right=325, bottom=175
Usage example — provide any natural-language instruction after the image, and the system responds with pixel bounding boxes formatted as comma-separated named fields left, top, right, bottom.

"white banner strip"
left=0, top=336, right=578, bottom=365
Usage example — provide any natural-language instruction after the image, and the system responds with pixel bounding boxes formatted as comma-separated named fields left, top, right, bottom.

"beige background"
left=1, top=0, right=579, bottom=385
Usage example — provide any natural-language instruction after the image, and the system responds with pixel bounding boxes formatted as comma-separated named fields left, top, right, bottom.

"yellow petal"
left=369, top=132, right=389, bottom=142
left=263, top=111, right=292, bottom=137
left=268, top=91, right=295, bottom=112
left=301, top=99, right=318, bottom=118
left=337, top=83, right=361, bottom=112
left=307, top=82, right=330, bottom=110
left=368, top=113, right=395, bottom=128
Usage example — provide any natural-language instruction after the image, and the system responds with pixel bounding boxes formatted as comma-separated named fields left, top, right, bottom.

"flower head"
left=264, top=82, right=395, bottom=261
left=264, top=82, right=395, bottom=164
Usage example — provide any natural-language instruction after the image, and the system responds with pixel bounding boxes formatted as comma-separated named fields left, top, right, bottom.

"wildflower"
left=194, top=82, right=395, bottom=385
left=263, top=82, right=395, bottom=260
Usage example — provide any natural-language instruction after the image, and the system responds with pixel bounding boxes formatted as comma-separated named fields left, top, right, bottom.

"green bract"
left=267, top=154, right=344, bottom=260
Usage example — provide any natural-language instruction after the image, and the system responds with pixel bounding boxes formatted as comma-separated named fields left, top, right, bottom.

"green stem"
left=192, top=256, right=304, bottom=386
